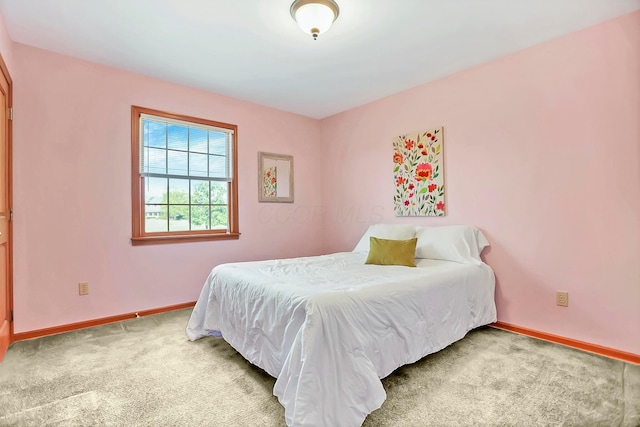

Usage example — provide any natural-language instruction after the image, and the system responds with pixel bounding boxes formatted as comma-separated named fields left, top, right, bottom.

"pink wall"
left=320, top=12, right=640, bottom=354
left=12, top=44, right=324, bottom=333
left=0, top=11, right=12, bottom=74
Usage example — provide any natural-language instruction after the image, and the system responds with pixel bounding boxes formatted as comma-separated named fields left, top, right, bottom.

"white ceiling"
left=0, top=0, right=638, bottom=119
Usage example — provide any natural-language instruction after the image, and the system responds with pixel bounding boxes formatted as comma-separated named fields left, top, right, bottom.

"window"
left=131, top=106, right=239, bottom=245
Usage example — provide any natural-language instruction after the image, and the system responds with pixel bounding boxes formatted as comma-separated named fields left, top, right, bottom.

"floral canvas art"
left=263, top=166, right=277, bottom=198
left=393, top=127, right=445, bottom=216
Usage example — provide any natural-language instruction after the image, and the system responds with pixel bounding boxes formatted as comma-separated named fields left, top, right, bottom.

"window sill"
left=131, top=232, right=240, bottom=246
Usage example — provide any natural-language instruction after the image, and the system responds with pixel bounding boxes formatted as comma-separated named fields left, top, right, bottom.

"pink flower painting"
left=393, top=127, right=445, bottom=216
left=263, top=166, right=277, bottom=198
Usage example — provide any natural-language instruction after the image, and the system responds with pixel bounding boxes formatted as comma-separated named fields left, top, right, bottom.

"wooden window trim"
left=131, top=106, right=239, bottom=246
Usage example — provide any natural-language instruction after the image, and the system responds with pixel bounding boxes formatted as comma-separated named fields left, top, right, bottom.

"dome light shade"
left=290, top=0, right=339, bottom=40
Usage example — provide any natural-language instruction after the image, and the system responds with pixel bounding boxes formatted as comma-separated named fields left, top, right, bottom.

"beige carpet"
left=0, top=309, right=638, bottom=426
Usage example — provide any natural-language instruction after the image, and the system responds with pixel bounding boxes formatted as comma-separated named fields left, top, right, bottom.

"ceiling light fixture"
left=290, top=0, right=340, bottom=40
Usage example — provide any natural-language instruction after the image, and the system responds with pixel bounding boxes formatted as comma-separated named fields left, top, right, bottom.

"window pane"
left=145, top=177, right=167, bottom=203
left=190, top=128, right=208, bottom=153
left=167, top=125, right=188, bottom=151
left=168, top=179, right=189, bottom=204
left=209, top=132, right=227, bottom=155
left=191, top=180, right=210, bottom=205
left=191, top=206, right=210, bottom=230
left=211, top=206, right=228, bottom=229
left=146, top=121, right=166, bottom=148
left=146, top=148, right=167, bottom=174
left=145, top=205, right=168, bottom=232
left=168, top=150, right=188, bottom=176
left=190, top=152, right=208, bottom=177
left=209, top=155, right=227, bottom=178
left=169, top=205, right=190, bottom=231
left=211, top=182, right=228, bottom=204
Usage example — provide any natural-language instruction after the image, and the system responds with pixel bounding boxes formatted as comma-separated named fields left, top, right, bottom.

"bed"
left=186, top=225, right=497, bottom=427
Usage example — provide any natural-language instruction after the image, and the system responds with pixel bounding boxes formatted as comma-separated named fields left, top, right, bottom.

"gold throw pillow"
left=365, top=237, right=417, bottom=267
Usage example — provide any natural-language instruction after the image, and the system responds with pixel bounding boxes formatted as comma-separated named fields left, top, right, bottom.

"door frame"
left=0, top=49, right=13, bottom=359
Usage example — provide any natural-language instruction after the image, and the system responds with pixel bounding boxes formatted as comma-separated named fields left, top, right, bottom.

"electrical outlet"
left=79, top=282, right=89, bottom=296
left=556, top=291, right=568, bottom=307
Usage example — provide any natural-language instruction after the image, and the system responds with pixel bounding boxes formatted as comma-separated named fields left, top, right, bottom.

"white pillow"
left=353, top=224, right=416, bottom=253
left=414, top=225, right=489, bottom=265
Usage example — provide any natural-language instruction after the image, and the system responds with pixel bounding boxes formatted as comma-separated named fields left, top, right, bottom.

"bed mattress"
left=187, top=252, right=496, bottom=426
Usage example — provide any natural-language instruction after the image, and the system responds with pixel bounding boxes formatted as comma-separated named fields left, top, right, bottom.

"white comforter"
left=186, top=252, right=496, bottom=427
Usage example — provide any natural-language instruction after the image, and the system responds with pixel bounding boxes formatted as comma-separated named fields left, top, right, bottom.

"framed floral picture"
left=393, top=127, right=445, bottom=216
left=258, top=152, right=294, bottom=203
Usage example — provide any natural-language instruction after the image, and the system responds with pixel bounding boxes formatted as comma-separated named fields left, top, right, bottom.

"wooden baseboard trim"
left=12, top=301, right=196, bottom=342
left=490, top=321, right=640, bottom=365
